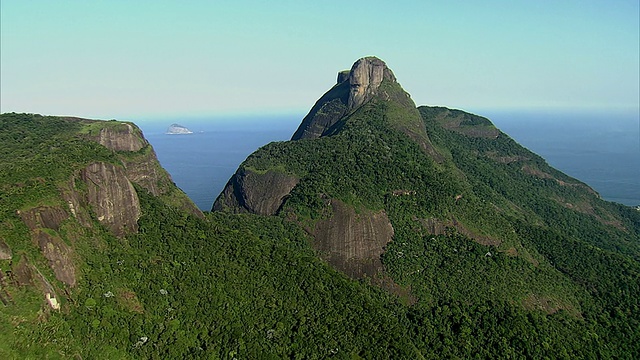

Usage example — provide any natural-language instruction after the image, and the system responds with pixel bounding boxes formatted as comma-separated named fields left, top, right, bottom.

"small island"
left=166, top=123, right=193, bottom=135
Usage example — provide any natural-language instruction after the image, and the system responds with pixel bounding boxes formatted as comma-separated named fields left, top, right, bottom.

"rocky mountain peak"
left=291, top=56, right=403, bottom=140
left=346, top=56, right=396, bottom=111
left=289, top=56, right=440, bottom=160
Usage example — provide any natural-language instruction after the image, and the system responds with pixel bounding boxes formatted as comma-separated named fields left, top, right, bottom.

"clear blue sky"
left=1, top=0, right=638, bottom=119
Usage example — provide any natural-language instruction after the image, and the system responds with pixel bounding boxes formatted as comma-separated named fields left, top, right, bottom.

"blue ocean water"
left=138, top=110, right=640, bottom=210
left=137, top=115, right=300, bottom=210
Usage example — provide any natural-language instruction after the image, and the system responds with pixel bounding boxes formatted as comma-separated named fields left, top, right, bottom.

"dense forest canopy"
left=1, top=58, right=639, bottom=358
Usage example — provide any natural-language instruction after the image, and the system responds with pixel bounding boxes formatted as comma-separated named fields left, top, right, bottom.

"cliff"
left=213, top=168, right=299, bottom=215
left=212, top=57, right=640, bottom=321
left=213, top=57, right=447, bottom=280
left=2, top=56, right=640, bottom=358
left=214, top=56, right=440, bottom=216
left=291, top=57, right=441, bottom=159
left=0, top=113, right=202, bottom=317
left=79, top=119, right=203, bottom=218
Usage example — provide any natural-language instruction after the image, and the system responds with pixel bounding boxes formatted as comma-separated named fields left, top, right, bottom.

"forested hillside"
left=214, top=57, right=640, bottom=357
left=1, top=57, right=639, bottom=359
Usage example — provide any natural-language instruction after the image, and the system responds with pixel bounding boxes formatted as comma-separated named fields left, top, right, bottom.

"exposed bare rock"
left=13, top=256, right=34, bottom=286
left=0, top=239, right=11, bottom=260
left=337, top=70, right=350, bottom=84
left=347, top=56, right=396, bottom=111
left=291, top=80, right=350, bottom=140
left=290, top=56, right=442, bottom=161
left=121, top=148, right=170, bottom=197
left=97, top=123, right=146, bottom=152
left=166, top=123, right=193, bottom=135
left=119, top=146, right=203, bottom=218
left=60, top=177, right=93, bottom=228
left=92, top=121, right=204, bottom=218
left=313, top=199, right=394, bottom=279
left=82, top=162, right=141, bottom=236
left=213, top=168, right=299, bottom=215
left=18, top=206, right=69, bottom=231
left=34, top=230, right=76, bottom=287
left=292, top=57, right=397, bottom=141
left=417, top=217, right=501, bottom=247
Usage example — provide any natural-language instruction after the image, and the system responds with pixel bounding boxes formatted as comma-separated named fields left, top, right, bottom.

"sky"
left=1, top=0, right=639, bottom=120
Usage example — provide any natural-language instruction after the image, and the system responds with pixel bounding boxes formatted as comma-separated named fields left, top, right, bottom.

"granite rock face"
left=89, top=120, right=203, bottom=218
left=34, top=229, right=76, bottom=287
left=18, top=206, right=69, bottom=231
left=17, top=206, right=77, bottom=286
left=213, top=56, right=444, bottom=283
left=82, top=162, right=141, bottom=237
left=292, top=56, right=398, bottom=141
left=347, top=56, right=397, bottom=111
left=213, top=168, right=299, bottom=215
left=290, top=79, right=350, bottom=140
left=97, top=123, right=146, bottom=152
left=313, top=199, right=394, bottom=279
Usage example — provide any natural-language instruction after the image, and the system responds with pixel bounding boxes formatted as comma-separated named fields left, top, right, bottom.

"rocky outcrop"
left=166, top=123, right=193, bottom=134
left=95, top=121, right=203, bottom=218
left=121, top=151, right=203, bottom=218
left=313, top=199, right=394, bottom=279
left=18, top=206, right=69, bottom=231
left=213, top=168, right=299, bottom=215
left=347, top=57, right=396, bottom=111
left=18, top=205, right=77, bottom=286
left=291, top=79, right=350, bottom=140
left=34, top=230, right=76, bottom=286
left=0, top=239, right=11, bottom=260
left=290, top=56, right=441, bottom=160
left=61, top=177, right=94, bottom=228
left=292, top=57, right=397, bottom=141
left=337, top=70, right=350, bottom=84
left=121, top=149, right=171, bottom=197
left=13, top=256, right=35, bottom=286
left=97, top=123, right=146, bottom=152
left=82, top=162, right=141, bottom=237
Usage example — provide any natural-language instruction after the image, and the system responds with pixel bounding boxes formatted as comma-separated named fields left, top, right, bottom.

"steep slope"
left=0, top=113, right=433, bottom=358
left=214, top=57, right=440, bottom=216
left=0, top=113, right=204, bottom=357
left=3, top=56, right=639, bottom=358
left=0, top=114, right=201, bottom=295
left=213, top=57, right=640, bottom=356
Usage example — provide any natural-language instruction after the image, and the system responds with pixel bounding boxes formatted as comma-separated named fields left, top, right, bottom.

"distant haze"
left=1, top=1, right=638, bottom=119
left=139, top=111, right=640, bottom=210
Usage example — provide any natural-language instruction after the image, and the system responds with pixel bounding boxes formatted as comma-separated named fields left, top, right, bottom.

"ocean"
left=137, top=110, right=640, bottom=210
left=137, top=114, right=300, bottom=210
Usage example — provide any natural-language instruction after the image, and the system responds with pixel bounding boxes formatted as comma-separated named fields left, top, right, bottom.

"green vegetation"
left=1, top=108, right=639, bottom=359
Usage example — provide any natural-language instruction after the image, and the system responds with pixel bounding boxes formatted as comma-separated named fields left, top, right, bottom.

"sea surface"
left=137, top=115, right=300, bottom=210
left=137, top=110, right=640, bottom=210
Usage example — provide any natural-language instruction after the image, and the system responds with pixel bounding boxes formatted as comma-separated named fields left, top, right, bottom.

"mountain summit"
left=213, top=56, right=639, bottom=355
left=292, top=56, right=396, bottom=140
left=290, top=57, right=439, bottom=158
left=3, top=56, right=639, bottom=358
